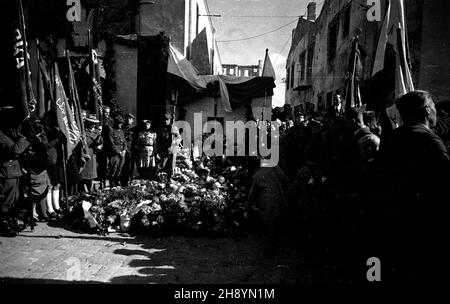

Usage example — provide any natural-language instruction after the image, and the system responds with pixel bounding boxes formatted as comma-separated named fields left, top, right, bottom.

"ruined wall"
left=185, top=0, right=221, bottom=74
left=190, top=28, right=211, bottom=74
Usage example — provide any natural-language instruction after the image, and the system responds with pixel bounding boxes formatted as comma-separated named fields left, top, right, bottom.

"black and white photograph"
left=0, top=0, right=449, bottom=294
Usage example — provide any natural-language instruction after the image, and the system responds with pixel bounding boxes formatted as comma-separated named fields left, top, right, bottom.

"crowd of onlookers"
left=250, top=91, right=449, bottom=282
left=2, top=90, right=450, bottom=282
left=0, top=105, right=181, bottom=237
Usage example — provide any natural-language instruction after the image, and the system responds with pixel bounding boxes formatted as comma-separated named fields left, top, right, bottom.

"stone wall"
left=286, top=0, right=450, bottom=109
left=311, top=0, right=380, bottom=110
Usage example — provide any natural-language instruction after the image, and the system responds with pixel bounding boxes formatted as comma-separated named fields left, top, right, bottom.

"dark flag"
left=67, top=51, right=89, bottom=161
left=90, top=43, right=103, bottom=123
left=53, top=61, right=81, bottom=160
left=36, top=40, right=53, bottom=118
left=13, top=0, right=36, bottom=123
left=343, top=35, right=363, bottom=111
left=92, top=76, right=103, bottom=121
left=372, top=0, right=414, bottom=129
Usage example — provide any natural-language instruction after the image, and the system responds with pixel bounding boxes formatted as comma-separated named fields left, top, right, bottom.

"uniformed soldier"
left=0, top=106, right=30, bottom=237
left=97, top=106, right=114, bottom=188
left=105, top=115, right=126, bottom=187
left=121, top=113, right=137, bottom=186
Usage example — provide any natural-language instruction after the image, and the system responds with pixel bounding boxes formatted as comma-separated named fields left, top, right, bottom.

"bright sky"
left=207, top=0, right=323, bottom=107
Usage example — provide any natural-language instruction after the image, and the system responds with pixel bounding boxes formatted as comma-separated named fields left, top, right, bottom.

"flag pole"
left=352, top=35, right=360, bottom=109
left=60, top=48, right=70, bottom=211
left=88, top=29, right=98, bottom=120
left=61, top=140, right=69, bottom=211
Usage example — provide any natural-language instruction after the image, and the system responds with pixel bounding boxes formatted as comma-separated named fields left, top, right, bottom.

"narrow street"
left=1, top=0, right=447, bottom=291
left=0, top=222, right=325, bottom=284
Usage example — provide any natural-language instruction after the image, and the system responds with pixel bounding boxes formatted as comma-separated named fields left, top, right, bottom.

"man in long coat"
left=0, top=107, right=30, bottom=237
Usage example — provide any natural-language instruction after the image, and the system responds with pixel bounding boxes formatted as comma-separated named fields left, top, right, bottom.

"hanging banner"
left=13, top=0, right=36, bottom=123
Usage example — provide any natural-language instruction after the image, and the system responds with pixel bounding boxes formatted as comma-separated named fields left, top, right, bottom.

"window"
left=229, top=68, right=234, bottom=75
left=326, top=92, right=333, bottom=107
left=318, top=94, right=323, bottom=107
left=253, top=68, right=258, bottom=73
left=286, top=67, right=290, bottom=90
left=244, top=70, right=249, bottom=77
left=307, top=43, right=314, bottom=81
left=291, top=63, right=295, bottom=88
left=299, top=51, right=306, bottom=81
left=342, top=6, right=351, bottom=38
left=328, top=17, right=339, bottom=61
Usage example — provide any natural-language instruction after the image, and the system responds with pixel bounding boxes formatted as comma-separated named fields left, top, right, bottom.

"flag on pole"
left=372, top=0, right=414, bottom=128
left=343, top=35, right=363, bottom=110
left=67, top=50, right=89, bottom=161
left=36, top=41, right=54, bottom=118
left=90, top=50, right=104, bottom=123
left=260, top=48, right=276, bottom=121
left=13, top=0, right=36, bottom=123
left=88, top=29, right=103, bottom=124
left=262, top=48, right=276, bottom=80
left=372, top=0, right=414, bottom=98
left=53, top=62, right=81, bottom=160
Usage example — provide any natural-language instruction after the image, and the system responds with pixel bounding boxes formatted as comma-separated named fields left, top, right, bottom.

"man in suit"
left=384, top=90, right=449, bottom=282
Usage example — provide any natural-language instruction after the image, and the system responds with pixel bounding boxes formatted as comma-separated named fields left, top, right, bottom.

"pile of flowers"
left=64, top=147, right=261, bottom=236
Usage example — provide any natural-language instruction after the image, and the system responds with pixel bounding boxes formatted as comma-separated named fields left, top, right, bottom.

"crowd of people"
left=2, top=89, right=449, bottom=282
left=248, top=90, right=449, bottom=282
left=0, top=105, right=181, bottom=237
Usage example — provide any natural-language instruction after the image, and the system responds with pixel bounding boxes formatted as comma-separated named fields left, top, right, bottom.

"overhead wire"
left=215, top=0, right=324, bottom=43
left=215, top=19, right=299, bottom=43
left=268, top=0, right=325, bottom=83
left=208, top=15, right=302, bottom=18
left=274, top=35, right=291, bottom=65
left=272, top=0, right=324, bottom=64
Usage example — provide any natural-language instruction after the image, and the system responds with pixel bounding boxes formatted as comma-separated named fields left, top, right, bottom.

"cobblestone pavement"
left=0, top=222, right=317, bottom=284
